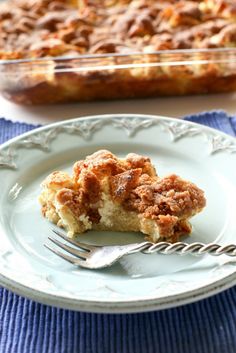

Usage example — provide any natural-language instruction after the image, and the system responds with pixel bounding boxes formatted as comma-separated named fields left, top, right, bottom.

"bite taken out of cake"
left=39, top=150, right=206, bottom=243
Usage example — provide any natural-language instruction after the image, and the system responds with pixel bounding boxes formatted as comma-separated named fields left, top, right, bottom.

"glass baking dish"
left=0, top=48, right=236, bottom=105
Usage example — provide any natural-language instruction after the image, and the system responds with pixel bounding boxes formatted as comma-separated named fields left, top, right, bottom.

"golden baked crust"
left=39, top=150, right=206, bottom=242
left=1, top=0, right=236, bottom=104
left=1, top=0, right=236, bottom=59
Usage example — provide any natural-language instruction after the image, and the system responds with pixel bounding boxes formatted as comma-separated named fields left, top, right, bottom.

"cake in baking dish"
left=39, top=150, right=206, bottom=243
left=1, top=0, right=236, bottom=103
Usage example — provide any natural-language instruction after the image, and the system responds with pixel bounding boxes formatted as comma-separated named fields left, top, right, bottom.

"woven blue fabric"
left=0, top=111, right=236, bottom=353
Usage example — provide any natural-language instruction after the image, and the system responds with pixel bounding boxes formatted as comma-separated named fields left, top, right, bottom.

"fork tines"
left=44, top=229, right=92, bottom=265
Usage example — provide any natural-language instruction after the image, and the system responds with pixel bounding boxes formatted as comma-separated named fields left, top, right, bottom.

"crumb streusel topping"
left=1, top=0, right=236, bottom=59
left=39, top=150, right=206, bottom=242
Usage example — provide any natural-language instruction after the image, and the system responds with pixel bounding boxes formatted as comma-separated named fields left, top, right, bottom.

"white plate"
left=1, top=114, right=236, bottom=313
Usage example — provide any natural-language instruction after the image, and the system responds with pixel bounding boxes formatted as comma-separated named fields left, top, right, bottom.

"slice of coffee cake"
left=39, top=150, right=206, bottom=242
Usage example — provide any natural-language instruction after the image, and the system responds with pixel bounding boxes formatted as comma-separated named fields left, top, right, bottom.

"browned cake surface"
left=39, top=150, right=206, bottom=242
left=1, top=0, right=236, bottom=104
left=1, top=0, right=236, bottom=59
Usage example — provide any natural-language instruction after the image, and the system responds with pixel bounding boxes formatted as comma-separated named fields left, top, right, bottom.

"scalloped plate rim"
left=0, top=113, right=236, bottom=313
left=0, top=113, right=236, bottom=150
left=1, top=266, right=236, bottom=313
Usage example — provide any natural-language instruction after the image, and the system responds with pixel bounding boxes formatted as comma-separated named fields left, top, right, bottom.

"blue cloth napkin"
left=1, top=111, right=236, bottom=353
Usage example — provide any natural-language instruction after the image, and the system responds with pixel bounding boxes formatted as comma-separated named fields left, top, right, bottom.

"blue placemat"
left=1, top=111, right=236, bottom=353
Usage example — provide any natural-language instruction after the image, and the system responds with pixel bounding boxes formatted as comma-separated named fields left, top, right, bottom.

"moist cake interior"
left=39, top=150, right=206, bottom=243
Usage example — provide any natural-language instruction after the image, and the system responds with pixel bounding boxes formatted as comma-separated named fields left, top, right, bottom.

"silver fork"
left=45, top=229, right=236, bottom=270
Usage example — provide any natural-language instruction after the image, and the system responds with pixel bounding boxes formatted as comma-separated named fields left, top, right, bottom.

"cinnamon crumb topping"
left=1, top=0, right=236, bottom=59
left=39, top=149, right=206, bottom=241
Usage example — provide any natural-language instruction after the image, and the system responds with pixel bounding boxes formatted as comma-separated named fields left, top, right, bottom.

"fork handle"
left=141, top=242, right=236, bottom=257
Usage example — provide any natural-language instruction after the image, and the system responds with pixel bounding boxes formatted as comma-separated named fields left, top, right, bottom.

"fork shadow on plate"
left=65, top=230, right=205, bottom=279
